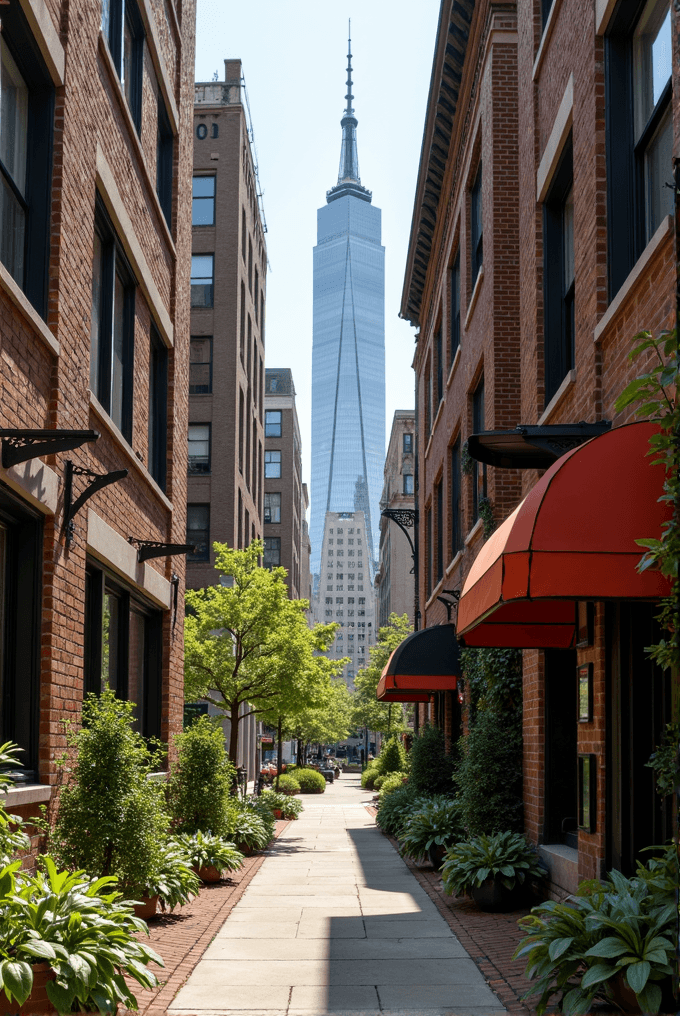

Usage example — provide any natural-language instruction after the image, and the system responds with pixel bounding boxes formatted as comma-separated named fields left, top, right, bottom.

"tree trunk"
left=228, top=700, right=240, bottom=767
left=275, top=715, right=283, bottom=791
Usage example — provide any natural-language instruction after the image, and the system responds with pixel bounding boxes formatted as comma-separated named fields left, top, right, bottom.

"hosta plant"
left=399, top=797, right=463, bottom=863
left=0, top=742, right=30, bottom=865
left=145, top=841, right=201, bottom=910
left=514, top=845, right=675, bottom=1015
left=375, top=785, right=429, bottom=839
left=257, top=790, right=303, bottom=820
left=227, top=807, right=271, bottom=852
left=0, top=857, right=163, bottom=1012
left=441, top=830, right=544, bottom=898
left=171, top=831, right=244, bottom=874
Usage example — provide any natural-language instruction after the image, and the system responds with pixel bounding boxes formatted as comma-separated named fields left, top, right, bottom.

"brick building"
left=374, top=411, right=416, bottom=629
left=263, top=368, right=306, bottom=599
left=401, top=0, right=675, bottom=892
left=187, top=60, right=266, bottom=585
left=0, top=0, right=195, bottom=821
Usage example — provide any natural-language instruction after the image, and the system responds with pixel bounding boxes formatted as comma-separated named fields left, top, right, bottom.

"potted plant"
left=0, top=857, right=163, bottom=1014
left=257, top=790, right=303, bottom=821
left=168, top=716, right=235, bottom=837
left=0, top=742, right=31, bottom=867
left=225, top=807, right=270, bottom=856
left=441, top=830, right=545, bottom=911
left=171, top=831, right=244, bottom=883
left=399, top=797, right=463, bottom=869
left=144, top=841, right=201, bottom=910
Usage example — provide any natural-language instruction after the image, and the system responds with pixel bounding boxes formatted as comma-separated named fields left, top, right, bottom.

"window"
left=451, top=438, right=462, bottom=557
left=191, top=254, right=214, bottom=307
left=471, top=163, right=483, bottom=283
left=450, top=251, right=461, bottom=362
left=265, top=410, right=282, bottom=437
left=192, top=175, right=215, bottom=226
left=265, top=450, right=281, bottom=478
left=472, top=378, right=487, bottom=521
left=156, top=99, right=173, bottom=227
left=403, top=474, right=414, bottom=495
left=425, top=357, right=432, bottom=434
left=426, top=505, right=433, bottom=597
left=90, top=200, right=136, bottom=439
left=187, top=505, right=210, bottom=562
left=240, top=282, right=245, bottom=361
left=543, top=137, right=575, bottom=404
left=0, top=12, right=53, bottom=318
left=190, top=336, right=212, bottom=394
left=238, top=389, right=244, bottom=473
left=435, top=326, right=443, bottom=405
left=403, top=433, right=413, bottom=453
left=0, top=486, right=42, bottom=778
left=188, top=424, right=210, bottom=474
left=148, top=328, right=167, bottom=490
left=248, top=237, right=253, bottom=292
left=263, top=537, right=281, bottom=568
left=102, top=0, right=144, bottom=131
left=241, top=208, right=246, bottom=260
left=84, top=565, right=162, bottom=739
left=606, top=0, right=673, bottom=297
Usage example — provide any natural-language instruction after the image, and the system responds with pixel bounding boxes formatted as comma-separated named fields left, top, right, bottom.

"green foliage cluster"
left=170, top=831, right=244, bottom=875
left=375, top=785, right=430, bottom=838
left=378, top=735, right=407, bottom=775
left=459, top=647, right=523, bottom=726
left=442, top=830, right=544, bottom=897
left=0, top=857, right=163, bottom=1012
left=168, top=716, right=235, bottom=837
left=399, top=797, right=463, bottom=862
left=361, top=761, right=381, bottom=790
left=409, top=725, right=456, bottom=796
left=454, top=711, right=523, bottom=835
left=274, top=773, right=301, bottom=796
left=351, top=614, right=412, bottom=736
left=225, top=805, right=271, bottom=852
left=515, top=844, right=675, bottom=1015
left=0, top=742, right=30, bottom=865
left=377, top=772, right=407, bottom=801
left=294, top=768, right=326, bottom=793
left=51, top=691, right=168, bottom=896
left=257, top=790, right=303, bottom=820
left=145, top=841, right=201, bottom=909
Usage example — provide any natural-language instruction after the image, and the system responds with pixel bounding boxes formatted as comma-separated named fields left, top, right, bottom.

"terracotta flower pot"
left=237, top=843, right=254, bottom=856
left=133, top=894, right=159, bottom=920
left=197, top=864, right=222, bottom=883
left=273, top=809, right=283, bottom=819
left=0, top=962, right=56, bottom=1014
left=607, top=971, right=643, bottom=1014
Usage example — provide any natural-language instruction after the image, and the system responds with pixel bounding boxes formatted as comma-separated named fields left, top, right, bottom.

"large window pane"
left=111, top=272, right=126, bottom=430
left=0, top=39, right=28, bottom=195
left=191, top=254, right=214, bottom=307
left=128, top=608, right=145, bottom=728
left=264, top=450, right=281, bottom=478
left=190, top=336, right=212, bottom=394
left=188, top=424, right=210, bottom=474
left=187, top=505, right=210, bottom=561
left=192, top=176, right=215, bottom=226
left=263, top=537, right=281, bottom=568
left=264, top=492, right=281, bottom=523
left=265, top=410, right=282, bottom=437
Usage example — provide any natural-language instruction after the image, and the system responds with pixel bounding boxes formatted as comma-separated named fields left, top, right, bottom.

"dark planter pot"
left=196, top=864, right=222, bottom=883
left=238, top=842, right=254, bottom=856
left=273, top=808, right=283, bottom=819
left=470, top=879, right=525, bottom=912
left=133, top=894, right=159, bottom=920
left=428, top=844, right=447, bottom=870
left=0, top=963, right=56, bottom=1014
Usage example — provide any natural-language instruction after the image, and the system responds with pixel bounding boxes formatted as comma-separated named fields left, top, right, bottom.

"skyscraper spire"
left=327, top=26, right=372, bottom=204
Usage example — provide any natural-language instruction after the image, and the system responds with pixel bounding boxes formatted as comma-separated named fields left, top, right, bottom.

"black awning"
left=467, top=422, right=611, bottom=469
left=377, top=624, right=461, bottom=701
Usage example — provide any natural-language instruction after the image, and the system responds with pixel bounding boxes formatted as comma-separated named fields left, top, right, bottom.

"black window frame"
left=472, top=378, right=487, bottom=522
left=543, top=135, right=575, bottom=405
left=264, top=450, right=281, bottom=478
left=264, top=492, right=281, bottom=524
left=471, top=163, right=483, bottom=284
left=90, top=196, right=136, bottom=441
left=0, top=484, right=42, bottom=781
left=403, top=432, right=413, bottom=453
left=435, top=326, right=443, bottom=405
left=156, top=98, right=173, bottom=228
left=0, top=4, right=54, bottom=319
left=191, top=174, right=215, bottom=227
left=148, top=327, right=167, bottom=490
left=265, top=409, right=282, bottom=437
left=189, top=335, right=213, bottom=395
left=451, top=438, right=462, bottom=556
left=187, top=422, right=211, bottom=475
left=103, top=0, right=144, bottom=132
left=84, top=563, right=162, bottom=740
left=263, top=537, right=281, bottom=569
left=187, top=504, right=210, bottom=562
left=450, top=251, right=461, bottom=363
left=190, top=253, right=214, bottom=308
left=403, top=473, right=414, bottom=495
left=605, top=0, right=673, bottom=299
left=435, top=479, right=443, bottom=584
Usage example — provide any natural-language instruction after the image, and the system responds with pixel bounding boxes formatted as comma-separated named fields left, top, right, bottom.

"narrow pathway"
left=169, top=774, right=506, bottom=1016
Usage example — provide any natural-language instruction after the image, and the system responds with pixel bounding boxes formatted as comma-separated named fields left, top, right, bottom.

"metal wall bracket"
left=0, top=429, right=99, bottom=469
left=64, top=460, right=128, bottom=546
left=127, top=538, right=196, bottom=563
left=381, top=508, right=418, bottom=571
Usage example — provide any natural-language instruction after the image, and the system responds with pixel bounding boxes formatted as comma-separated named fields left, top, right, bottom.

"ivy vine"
left=478, top=496, right=495, bottom=538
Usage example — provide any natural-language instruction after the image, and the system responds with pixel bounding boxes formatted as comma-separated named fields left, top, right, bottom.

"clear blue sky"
left=195, top=0, right=441, bottom=495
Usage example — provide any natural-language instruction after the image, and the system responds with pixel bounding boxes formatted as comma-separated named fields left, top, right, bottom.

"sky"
left=195, top=0, right=442, bottom=495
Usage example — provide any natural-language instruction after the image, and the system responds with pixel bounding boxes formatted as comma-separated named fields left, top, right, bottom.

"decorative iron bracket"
left=436, top=588, right=461, bottom=624
left=64, top=461, right=128, bottom=546
left=0, top=429, right=100, bottom=469
left=381, top=508, right=418, bottom=571
left=127, top=538, right=196, bottom=563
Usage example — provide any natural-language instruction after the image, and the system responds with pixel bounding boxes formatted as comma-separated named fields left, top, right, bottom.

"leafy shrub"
left=0, top=742, right=30, bottom=865
left=146, top=841, right=201, bottom=909
left=295, top=768, right=326, bottom=793
left=0, top=857, right=163, bottom=1012
left=454, top=711, right=523, bottom=835
left=242, top=797, right=276, bottom=842
left=52, top=691, right=168, bottom=894
left=171, top=830, right=244, bottom=874
left=361, top=762, right=381, bottom=790
left=226, top=805, right=270, bottom=852
left=168, top=715, right=235, bottom=836
left=515, top=845, right=675, bottom=1016
left=378, top=772, right=407, bottom=801
left=378, top=735, right=407, bottom=775
left=399, top=797, right=463, bottom=862
left=442, top=830, right=544, bottom=898
left=257, top=790, right=303, bottom=820
left=372, top=774, right=387, bottom=790
left=375, top=784, right=430, bottom=838
left=460, top=646, right=523, bottom=725
left=275, top=773, right=301, bottom=795
left=409, top=725, right=457, bottom=796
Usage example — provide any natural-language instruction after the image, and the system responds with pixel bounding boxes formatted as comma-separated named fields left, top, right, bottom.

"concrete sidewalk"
left=169, top=774, right=506, bottom=1016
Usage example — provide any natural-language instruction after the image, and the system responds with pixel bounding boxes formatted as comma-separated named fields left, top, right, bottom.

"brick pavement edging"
left=123, top=819, right=291, bottom=1016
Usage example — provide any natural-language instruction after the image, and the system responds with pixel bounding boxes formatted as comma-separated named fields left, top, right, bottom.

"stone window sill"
left=0, top=784, right=52, bottom=807
left=464, top=266, right=484, bottom=331
left=538, top=368, right=576, bottom=425
left=447, top=346, right=461, bottom=388
left=465, top=518, right=484, bottom=546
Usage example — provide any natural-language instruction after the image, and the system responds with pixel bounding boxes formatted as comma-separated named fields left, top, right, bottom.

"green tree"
left=168, top=715, right=235, bottom=835
left=282, top=678, right=353, bottom=758
left=351, top=613, right=412, bottom=736
left=184, top=541, right=343, bottom=764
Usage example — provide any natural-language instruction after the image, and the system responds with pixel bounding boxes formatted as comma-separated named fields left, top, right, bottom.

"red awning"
left=457, top=422, right=672, bottom=649
left=376, top=624, right=460, bottom=702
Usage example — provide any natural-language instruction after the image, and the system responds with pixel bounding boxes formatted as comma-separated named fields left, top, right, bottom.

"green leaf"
left=581, top=963, right=616, bottom=989
left=20, top=940, right=57, bottom=961
left=0, top=960, right=34, bottom=1006
left=625, top=960, right=651, bottom=994
left=46, top=978, right=77, bottom=1013
left=585, top=937, right=629, bottom=958
left=548, top=936, right=574, bottom=961
left=635, top=981, right=662, bottom=1016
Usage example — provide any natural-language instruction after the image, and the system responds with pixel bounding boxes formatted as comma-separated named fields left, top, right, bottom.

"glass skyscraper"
left=310, top=39, right=385, bottom=581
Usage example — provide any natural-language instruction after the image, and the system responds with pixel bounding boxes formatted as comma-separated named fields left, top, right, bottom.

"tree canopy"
left=351, top=613, right=413, bottom=737
left=184, top=541, right=345, bottom=762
